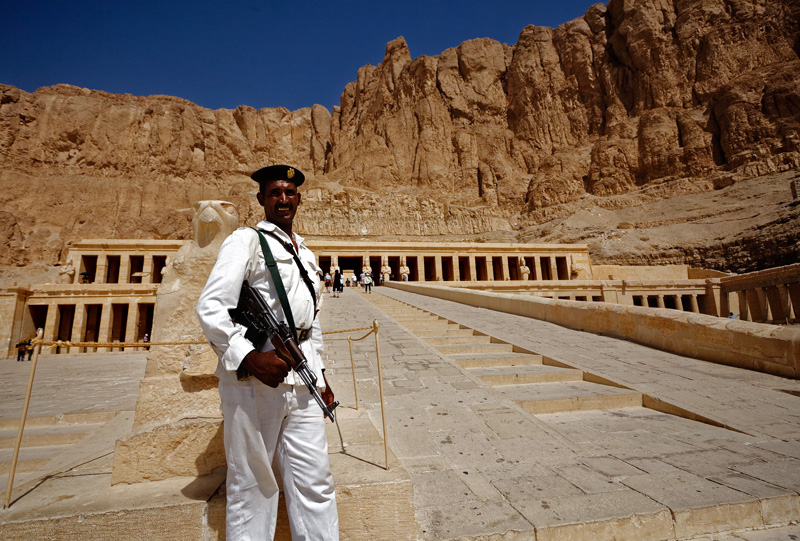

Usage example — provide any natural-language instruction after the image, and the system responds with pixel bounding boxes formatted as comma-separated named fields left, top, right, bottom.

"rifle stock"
left=230, top=280, right=338, bottom=422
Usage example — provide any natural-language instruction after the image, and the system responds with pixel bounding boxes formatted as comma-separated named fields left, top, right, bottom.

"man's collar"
left=256, top=220, right=306, bottom=247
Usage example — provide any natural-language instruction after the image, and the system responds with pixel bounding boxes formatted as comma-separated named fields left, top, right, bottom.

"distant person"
left=351, top=272, right=358, bottom=287
left=728, top=312, right=739, bottom=319
left=16, top=342, right=26, bottom=362
left=26, top=339, right=33, bottom=361
left=332, top=270, right=342, bottom=298
left=324, top=272, right=331, bottom=293
left=363, top=273, right=373, bottom=294
left=143, top=333, right=150, bottom=350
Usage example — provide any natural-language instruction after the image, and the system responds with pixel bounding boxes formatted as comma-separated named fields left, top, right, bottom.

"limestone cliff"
left=1, top=0, right=798, bottom=272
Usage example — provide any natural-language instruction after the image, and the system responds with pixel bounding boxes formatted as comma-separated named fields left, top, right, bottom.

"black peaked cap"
left=250, top=164, right=305, bottom=186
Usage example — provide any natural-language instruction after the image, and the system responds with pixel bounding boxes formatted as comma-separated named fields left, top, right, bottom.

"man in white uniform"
left=197, top=164, right=338, bottom=540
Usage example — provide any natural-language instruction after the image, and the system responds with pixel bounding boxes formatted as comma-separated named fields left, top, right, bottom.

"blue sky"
left=3, top=0, right=599, bottom=112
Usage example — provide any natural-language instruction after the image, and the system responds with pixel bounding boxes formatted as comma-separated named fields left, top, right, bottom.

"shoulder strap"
left=260, top=229, right=318, bottom=314
left=251, top=228, right=297, bottom=340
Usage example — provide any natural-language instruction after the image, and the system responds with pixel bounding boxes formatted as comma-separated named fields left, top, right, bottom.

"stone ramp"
left=0, top=411, right=120, bottom=489
left=358, top=288, right=800, bottom=540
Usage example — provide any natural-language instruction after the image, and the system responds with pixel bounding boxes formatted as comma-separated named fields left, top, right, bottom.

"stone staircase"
left=375, top=299, right=643, bottom=417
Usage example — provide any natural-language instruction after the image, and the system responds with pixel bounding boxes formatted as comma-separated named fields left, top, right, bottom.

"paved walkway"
left=320, top=286, right=800, bottom=540
left=0, top=351, right=147, bottom=420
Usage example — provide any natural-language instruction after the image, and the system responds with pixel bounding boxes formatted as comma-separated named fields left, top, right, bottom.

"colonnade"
left=66, top=253, right=169, bottom=285
left=35, top=298, right=154, bottom=353
left=314, top=247, right=582, bottom=284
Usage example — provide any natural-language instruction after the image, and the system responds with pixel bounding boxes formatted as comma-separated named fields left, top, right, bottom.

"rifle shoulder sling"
left=251, top=228, right=298, bottom=340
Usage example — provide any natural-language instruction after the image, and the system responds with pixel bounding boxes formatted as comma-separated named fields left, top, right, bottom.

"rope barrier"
left=26, top=326, right=376, bottom=350
left=322, top=326, right=373, bottom=334
left=31, top=339, right=204, bottom=349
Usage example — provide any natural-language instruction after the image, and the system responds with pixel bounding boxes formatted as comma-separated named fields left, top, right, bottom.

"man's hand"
left=322, top=372, right=335, bottom=412
left=241, top=350, right=290, bottom=388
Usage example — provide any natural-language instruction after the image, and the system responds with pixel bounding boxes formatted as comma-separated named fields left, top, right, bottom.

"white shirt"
left=196, top=221, right=325, bottom=386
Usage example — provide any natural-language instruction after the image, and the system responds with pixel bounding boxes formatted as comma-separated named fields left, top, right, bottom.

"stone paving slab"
left=470, top=364, right=583, bottom=385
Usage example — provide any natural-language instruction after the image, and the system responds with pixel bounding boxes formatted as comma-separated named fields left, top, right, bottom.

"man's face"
left=257, top=179, right=301, bottom=229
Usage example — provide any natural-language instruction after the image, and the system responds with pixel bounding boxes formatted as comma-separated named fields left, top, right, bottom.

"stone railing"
left=387, top=282, right=800, bottom=379
left=719, top=263, right=800, bottom=324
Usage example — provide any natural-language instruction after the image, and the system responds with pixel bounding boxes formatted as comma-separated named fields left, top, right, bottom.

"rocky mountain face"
left=1, top=0, right=798, bottom=272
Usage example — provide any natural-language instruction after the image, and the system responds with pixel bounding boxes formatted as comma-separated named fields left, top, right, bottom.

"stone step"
left=435, top=343, right=515, bottom=355
left=414, top=328, right=475, bottom=338
left=404, top=321, right=458, bottom=330
left=471, top=365, right=583, bottom=385
left=0, top=412, right=117, bottom=430
left=424, top=335, right=491, bottom=346
left=0, top=415, right=110, bottom=485
left=0, top=431, right=89, bottom=449
left=449, top=353, right=544, bottom=368
left=0, top=458, right=50, bottom=474
left=498, top=381, right=642, bottom=414
left=390, top=313, right=442, bottom=320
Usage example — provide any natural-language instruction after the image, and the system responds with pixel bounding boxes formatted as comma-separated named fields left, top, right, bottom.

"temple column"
left=124, top=302, right=139, bottom=351
left=452, top=255, right=460, bottom=282
left=501, top=257, right=510, bottom=281
left=98, top=302, right=114, bottom=352
left=703, top=281, right=720, bottom=316
left=415, top=255, right=424, bottom=282
left=486, top=256, right=495, bottom=281
left=42, top=304, right=58, bottom=345
left=534, top=256, right=542, bottom=281
left=689, top=295, right=699, bottom=314
left=657, top=295, right=665, bottom=308
left=69, top=303, right=87, bottom=354
left=719, top=290, right=730, bottom=318
left=468, top=256, right=477, bottom=282
left=765, top=285, right=789, bottom=323
left=550, top=258, right=558, bottom=281
left=434, top=256, right=443, bottom=281
left=119, top=256, right=131, bottom=284
left=96, top=255, right=108, bottom=284
left=746, top=289, right=766, bottom=322
left=788, top=283, right=800, bottom=320
left=737, top=291, right=749, bottom=321
left=143, top=255, right=155, bottom=284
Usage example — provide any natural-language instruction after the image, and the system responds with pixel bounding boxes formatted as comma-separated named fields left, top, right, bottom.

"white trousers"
left=220, top=382, right=339, bottom=540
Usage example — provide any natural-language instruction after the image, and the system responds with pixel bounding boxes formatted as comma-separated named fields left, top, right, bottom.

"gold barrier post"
left=5, top=329, right=43, bottom=509
left=373, top=319, right=389, bottom=471
left=347, top=337, right=359, bottom=410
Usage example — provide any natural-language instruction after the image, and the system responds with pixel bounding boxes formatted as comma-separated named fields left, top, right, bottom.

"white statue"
left=399, top=256, right=410, bottom=282
left=192, top=201, right=239, bottom=250
left=518, top=257, right=530, bottom=281
left=380, top=255, right=391, bottom=283
left=58, top=259, right=76, bottom=284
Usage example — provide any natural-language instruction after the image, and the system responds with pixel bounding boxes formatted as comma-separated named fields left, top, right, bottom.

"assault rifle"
left=229, top=280, right=338, bottom=422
